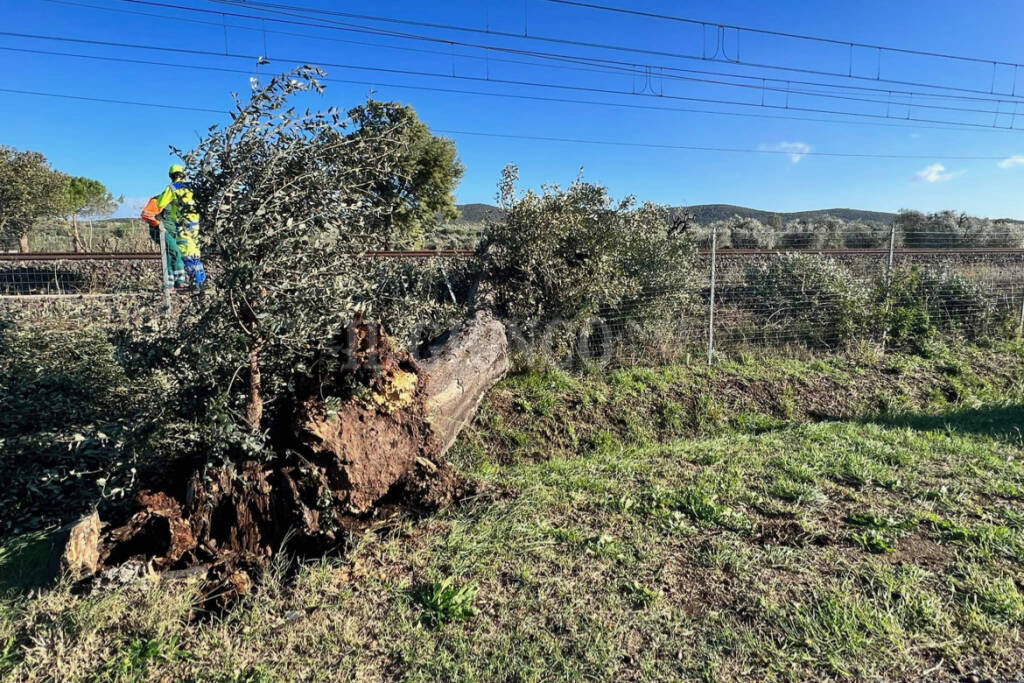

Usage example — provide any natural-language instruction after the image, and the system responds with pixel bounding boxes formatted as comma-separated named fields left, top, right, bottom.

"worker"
left=140, top=195, right=187, bottom=290
left=149, top=164, right=207, bottom=289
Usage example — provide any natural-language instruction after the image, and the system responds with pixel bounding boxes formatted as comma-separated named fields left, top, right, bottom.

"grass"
left=1, top=336, right=1023, bottom=680
left=414, top=577, right=478, bottom=627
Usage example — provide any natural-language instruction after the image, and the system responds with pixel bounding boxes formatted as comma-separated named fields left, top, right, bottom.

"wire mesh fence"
left=2, top=225, right=1023, bottom=364
left=0, top=255, right=160, bottom=296
left=1, top=218, right=155, bottom=254
left=560, top=226, right=1024, bottom=366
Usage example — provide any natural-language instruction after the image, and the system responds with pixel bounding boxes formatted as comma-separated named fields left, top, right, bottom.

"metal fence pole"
left=879, top=224, right=898, bottom=350
left=157, top=223, right=171, bottom=313
left=1018, top=283, right=1024, bottom=339
left=885, top=223, right=896, bottom=289
left=707, top=224, right=717, bottom=365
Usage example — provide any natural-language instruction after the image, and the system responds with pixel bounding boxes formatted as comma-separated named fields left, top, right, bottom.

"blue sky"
left=3, top=0, right=1024, bottom=218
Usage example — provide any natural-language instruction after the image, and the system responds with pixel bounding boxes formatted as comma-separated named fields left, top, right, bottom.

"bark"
left=72, top=213, right=83, bottom=253
left=419, top=310, right=510, bottom=454
left=57, top=512, right=101, bottom=578
left=19, top=232, right=28, bottom=253
left=246, top=342, right=263, bottom=433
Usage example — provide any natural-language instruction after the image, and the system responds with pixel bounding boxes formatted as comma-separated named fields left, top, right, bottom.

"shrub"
left=882, top=265, right=996, bottom=347
left=990, top=220, right=1024, bottom=248
left=742, top=254, right=872, bottom=346
left=690, top=211, right=1022, bottom=250
left=479, top=166, right=698, bottom=363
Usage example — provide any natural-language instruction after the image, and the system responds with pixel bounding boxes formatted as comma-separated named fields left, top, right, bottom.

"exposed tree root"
left=66, top=313, right=508, bottom=606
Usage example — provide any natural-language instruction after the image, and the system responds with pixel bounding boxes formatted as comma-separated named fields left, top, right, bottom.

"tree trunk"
left=72, top=213, right=83, bottom=253
left=18, top=232, right=28, bottom=253
left=246, top=342, right=263, bottom=433
left=419, top=310, right=510, bottom=454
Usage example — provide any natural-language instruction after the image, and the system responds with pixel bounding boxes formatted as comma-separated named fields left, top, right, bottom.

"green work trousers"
left=157, top=219, right=186, bottom=287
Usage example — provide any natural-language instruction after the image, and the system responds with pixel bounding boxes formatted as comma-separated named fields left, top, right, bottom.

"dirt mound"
left=78, top=316, right=507, bottom=605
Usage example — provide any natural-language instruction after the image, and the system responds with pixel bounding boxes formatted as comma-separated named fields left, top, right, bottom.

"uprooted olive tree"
left=63, top=68, right=507, bottom=598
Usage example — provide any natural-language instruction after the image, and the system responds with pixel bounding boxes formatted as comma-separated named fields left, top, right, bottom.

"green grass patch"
left=2, top=336, right=1024, bottom=680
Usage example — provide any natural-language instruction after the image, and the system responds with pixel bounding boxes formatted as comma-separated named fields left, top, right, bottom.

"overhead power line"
left=432, top=129, right=1012, bottom=160
left=2, top=29, right=1020, bottom=132
left=41, top=0, right=1021, bottom=109
left=9, top=44, right=1021, bottom=136
left=0, top=87, right=226, bottom=113
left=115, top=0, right=1024, bottom=101
left=0, top=84, right=1017, bottom=160
left=548, top=0, right=1024, bottom=69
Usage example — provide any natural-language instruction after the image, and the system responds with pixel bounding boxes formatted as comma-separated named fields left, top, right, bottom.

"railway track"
left=3, top=247, right=1024, bottom=262
left=0, top=249, right=477, bottom=261
left=711, top=247, right=1024, bottom=257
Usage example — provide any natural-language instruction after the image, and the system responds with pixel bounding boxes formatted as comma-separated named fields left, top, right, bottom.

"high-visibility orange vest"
left=140, top=197, right=161, bottom=227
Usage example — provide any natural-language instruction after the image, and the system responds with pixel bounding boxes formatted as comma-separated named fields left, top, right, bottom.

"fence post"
left=879, top=224, right=897, bottom=350
left=707, top=224, right=717, bottom=365
left=158, top=223, right=171, bottom=313
left=885, top=223, right=896, bottom=290
left=1018, top=283, right=1024, bottom=339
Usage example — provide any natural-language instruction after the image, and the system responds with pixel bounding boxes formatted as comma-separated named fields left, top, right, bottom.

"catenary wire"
left=40, top=0, right=1024, bottom=109
left=0, top=87, right=231, bottom=113
left=8, top=44, right=1024, bottom=136
left=190, top=0, right=1024, bottom=100
left=547, top=0, right=1024, bottom=69
left=1, top=84, right=1021, bottom=159
left=1, top=30, right=1021, bottom=131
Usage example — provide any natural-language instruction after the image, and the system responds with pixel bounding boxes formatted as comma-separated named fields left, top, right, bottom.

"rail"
left=3, top=247, right=1024, bottom=262
left=0, top=249, right=477, bottom=261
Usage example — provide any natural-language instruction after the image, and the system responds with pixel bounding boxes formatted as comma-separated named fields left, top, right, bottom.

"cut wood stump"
left=421, top=310, right=510, bottom=455
left=58, top=511, right=101, bottom=578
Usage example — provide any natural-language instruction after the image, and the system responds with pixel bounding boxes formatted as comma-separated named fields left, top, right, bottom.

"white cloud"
left=759, top=141, right=811, bottom=163
left=912, top=163, right=963, bottom=183
left=998, top=155, right=1024, bottom=169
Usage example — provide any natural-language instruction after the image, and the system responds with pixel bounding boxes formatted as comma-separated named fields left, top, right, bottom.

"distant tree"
left=345, top=100, right=464, bottom=247
left=780, top=218, right=817, bottom=249
left=992, top=219, right=1024, bottom=248
left=727, top=215, right=777, bottom=249
left=898, top=209, right=992, bottom=248
left=64, top=176, right=122, bottom=251
left=842, top=219, right=891, bottom=249
left=0, top=146, right=68, bottom=252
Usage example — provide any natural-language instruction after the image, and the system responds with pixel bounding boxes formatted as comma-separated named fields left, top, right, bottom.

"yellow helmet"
left=168, top=164, right=185, bottom=178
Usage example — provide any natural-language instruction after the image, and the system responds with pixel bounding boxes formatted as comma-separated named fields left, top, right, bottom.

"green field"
left=1, top=335, right=1023, bottom=681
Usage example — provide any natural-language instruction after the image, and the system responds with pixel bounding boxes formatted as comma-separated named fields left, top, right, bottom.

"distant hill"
left=452, top=203, right=898, bottom=226
left=680, top=204, right=897, bottom=225
left=455, top=203, right=503, bottom=223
